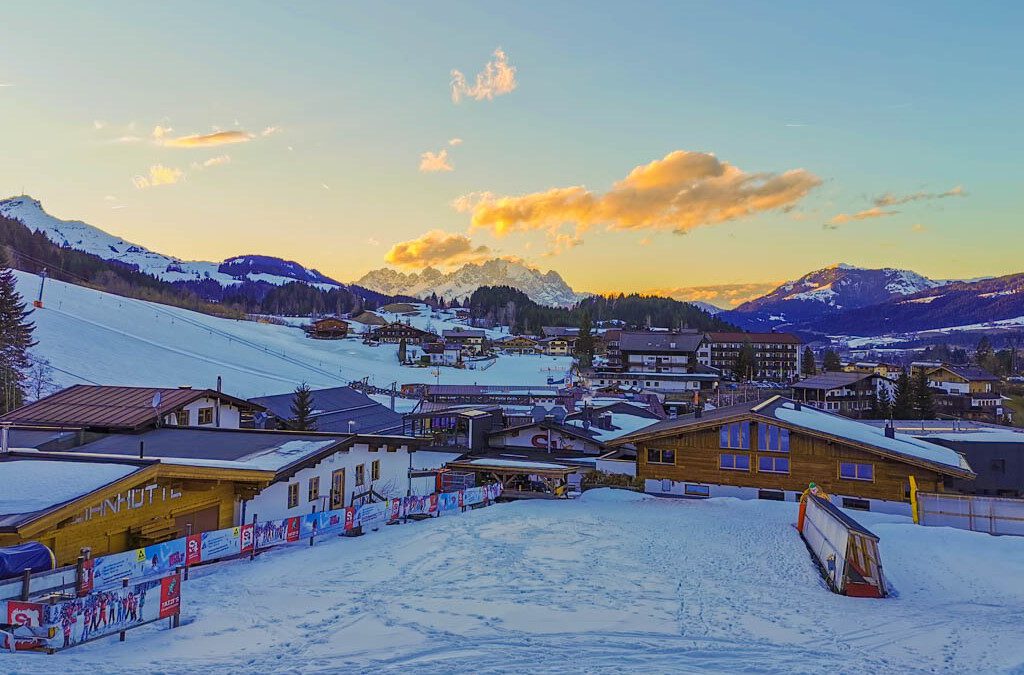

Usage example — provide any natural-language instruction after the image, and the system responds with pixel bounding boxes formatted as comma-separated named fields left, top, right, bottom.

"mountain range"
left=356, top=259, right=584, bottom=307
left=0, top=196, right=344, bottom=289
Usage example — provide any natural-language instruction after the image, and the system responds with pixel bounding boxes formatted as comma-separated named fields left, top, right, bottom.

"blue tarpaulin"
left=0, top=542, right=55, bottom=580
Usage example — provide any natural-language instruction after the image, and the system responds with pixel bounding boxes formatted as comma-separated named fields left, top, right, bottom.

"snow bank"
left=578, top=487, right=652, bottom=503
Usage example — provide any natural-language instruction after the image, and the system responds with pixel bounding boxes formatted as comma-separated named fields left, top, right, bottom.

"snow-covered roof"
left=464, top=458, right=572, bottom=470
left=0, top=459, right=141, bottom=516
left=771, top=402, right=971, bottom=473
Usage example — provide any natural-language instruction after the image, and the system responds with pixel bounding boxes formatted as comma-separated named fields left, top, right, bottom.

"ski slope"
left=15, top=271, right=571, bottom=398
left=12, top=491, right=1023, bottom=673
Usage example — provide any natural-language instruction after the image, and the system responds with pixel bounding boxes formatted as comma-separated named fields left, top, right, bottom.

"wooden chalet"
left=499, top=335, right=540, bottom=354
left=304, top=317, right=350, bottom=339
left=611, top=395, right=975, bottom=513
left=371, top=321, right=438, bottom=344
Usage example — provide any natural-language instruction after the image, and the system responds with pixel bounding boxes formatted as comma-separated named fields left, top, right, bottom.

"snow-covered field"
left=12, top=491, right=1023, bottom=674
left=15, top=271, right=570, bottom=398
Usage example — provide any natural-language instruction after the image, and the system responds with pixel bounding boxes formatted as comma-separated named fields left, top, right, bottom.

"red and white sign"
left=6, top=601, right=44, bottom=628
left=285, top=517, right=301, bottom=542
left=158, top=572, right=182, bottom=619
left=185, top=534, right=203, bottom=565
left=239, top=523, right=254, bottom=553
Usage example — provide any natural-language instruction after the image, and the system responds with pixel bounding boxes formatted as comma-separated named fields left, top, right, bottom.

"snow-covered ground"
left=13, top=491, right=1023, bottom=674
left=15, top=271, right=570, bottom=398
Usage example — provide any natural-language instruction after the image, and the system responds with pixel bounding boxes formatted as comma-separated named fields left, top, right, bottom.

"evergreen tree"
left=576, top=311, right=594, bottom=368
left=801, top=347, right=816, bottom=376
left=398, top=338, right=407, bottom=363
left=912, top=368, right=935, bottom=419
left=877, top=389, right=893, bottom=420
left=290, top=382, right=317, bottom=431
left=892, top=370, right=915, bottom=419
left=734, top=342, right=756, bottom=380
left=822, top=349, right=842, bottom=372
left=0, top=262, right=36, bottom=412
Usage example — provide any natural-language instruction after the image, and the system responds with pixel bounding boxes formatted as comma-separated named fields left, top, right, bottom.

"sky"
left=1, top=1, right=1021, bottom=307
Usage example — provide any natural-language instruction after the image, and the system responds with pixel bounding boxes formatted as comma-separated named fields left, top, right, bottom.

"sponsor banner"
left=5, top=600, right=45, bottom=628
left=388, top=498, right=403, bottom=523
left=43, top=572, right=176, bottom=650
left=438, top=491, right=461, bottom=514
left=344, top=507, right=356, bottom=531
left=93, top=539, right=186, bottom=590
left=299, top=509, right=348, bottom=539
left=201, top=527, right=242, bottom=561
left=463, top=486, right=486, bottom=506
left=240, top=524, right=254, bottom=553
left=356, top=501, right=388, bottom=531
left=402, top=494, right=432, bottom=517
left=185, top=534, right=202, bottom=566
left=158, top=572, right=182, bottom=619
left=254, top=518, right=292, bottom=550
left=286, top=517, right=301, bottom=543
left=78, top=558, right=95, bottom=596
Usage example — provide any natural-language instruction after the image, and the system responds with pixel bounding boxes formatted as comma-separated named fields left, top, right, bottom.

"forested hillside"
left=468, top=286, right=737, bottom=334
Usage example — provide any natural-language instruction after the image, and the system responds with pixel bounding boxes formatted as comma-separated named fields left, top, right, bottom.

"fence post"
left=173, top=566, right=182, bottom=629
left=309, top=505, right=317, bottom=547
left=19, top=568, right=31, bottom=601
left=74, top=555, right=85, bottom=597
left=909, top=475, right=919, bottom=524
left=184, top=523, right=193, bottom=581
left=250, top=513, right=258, bottom=560
left=119, top=577, right=129, bottom=642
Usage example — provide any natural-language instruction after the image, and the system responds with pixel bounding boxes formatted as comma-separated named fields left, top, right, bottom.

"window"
left=720, top=453, right=750, bottom=471
left=371, top=460, right=381, bottom=481
left=330, top=469, right=345, bottom=509
left=355, top=464, right=365, bottom=486
left=198, top=406, right=215, bottom=425
left=839, top=462, right=873, bottom=481
left=308, top=476, right=320, bottom=503
left=647, top=447, right=676, bottom=465
left=758, top=456, right=790, bottom=474
left=757, top=424, right=789, bottom=452
left=684, top=484, right=710, bottom=497
left=842, top=497, right=870, bottom=511
left=719, top=422, right=750, bottom=449
left=287, top=482, right=299, bottom=508
left=175, top=409, right=189, bottom=426
left=758, top=489, right=785, bottom=501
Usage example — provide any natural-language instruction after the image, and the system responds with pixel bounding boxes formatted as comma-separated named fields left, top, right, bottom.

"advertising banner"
left=5, top=600, right=45, bottom=628
left=240, top=523, right=254, bottom=553
left=43, top=571, right=178, bottom=651
left=438, top=491, right=461, bottom=515
left=185, top=534, right=202, bottom=566
left=92, top=539, right=186, bottom=589
left=463, top=486, right=486, bottom=506
left=254, top=518, right=292, bottom=550
left=356, top=501, right=388, bottom=531
left=388, top=498, right=403, bottom=523
left=199, top=526, right=243, bottom=562
left=299, top=509, right=348, bottom=539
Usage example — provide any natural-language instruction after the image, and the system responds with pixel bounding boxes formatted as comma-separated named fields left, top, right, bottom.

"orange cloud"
left=825, top=206, right=895, bottom=227
left=132, top=164, right=184, bottom=189
left=385, top=230, right=491, bottom=268
left=645, top=281, right=783, bottom=307
left=451, top=48, right=517, bottom=103
left=419, top=148, right=454, bottom=173
left=161, top=130, right=254, bottom=148
left=874, top=185, right=965, bottom=207
left=463, top=151, right=821, bottom=246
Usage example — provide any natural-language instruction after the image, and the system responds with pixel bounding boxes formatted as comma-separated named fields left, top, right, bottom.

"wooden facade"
left=305, top=317, right=349, bottom=340
left=634, top=420, right=946, bottom=502
left=371, top=322, right=438, bottom=344
left=0, top=462, right=271, bottom=566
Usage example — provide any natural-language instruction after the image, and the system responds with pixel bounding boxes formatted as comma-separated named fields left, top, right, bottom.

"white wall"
left=643, top=479, right=912, bottom=516
left=164, top=397, right=242, bottom=429
left=245, top=442, right=413, bottom=522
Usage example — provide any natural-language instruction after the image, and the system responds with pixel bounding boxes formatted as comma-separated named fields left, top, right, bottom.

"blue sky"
left=1, top=1, right=1020, bottom=305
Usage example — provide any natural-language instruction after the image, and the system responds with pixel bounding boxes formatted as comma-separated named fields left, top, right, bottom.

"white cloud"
left=132, top=164, right=184, bottom=189
left=451, top=48, right=518, bottom=103
left=419, top=148, right=454, bottom=173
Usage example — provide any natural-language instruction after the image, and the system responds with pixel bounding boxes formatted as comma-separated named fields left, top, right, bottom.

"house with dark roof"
left=925, top=364, right=999, bottom=395
left=791, top=372, right=895, bottom=418
left=0, top=384, right=262, bottom=432
left=921, top=364, right=1008, bottom=423
left=250, top=385, right=405, bottom=435
left=609, top=395, right=974, bottom=514
left=442, top=329, right=486, bottom=355
left=370, top=321, right=438, bottom=344
left=592, top=330, right=718, bottom=395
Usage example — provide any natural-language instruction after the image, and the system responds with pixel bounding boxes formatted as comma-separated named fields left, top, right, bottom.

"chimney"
left=793, top=400, right=801, bottom=411
left=1, top=425, right=9, bottom=454
left=884, top=422, right=895, bottom=439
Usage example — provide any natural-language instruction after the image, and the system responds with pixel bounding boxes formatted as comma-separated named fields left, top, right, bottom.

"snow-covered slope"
left=356, top=258, right=585, bottom=307
left=0, top=196, right=342, bottom=288
left=723, top=263, right=944, bottom=329
left=15, top=270, right=571, bottom=398
left=37, top=492, right=1024, bottom=673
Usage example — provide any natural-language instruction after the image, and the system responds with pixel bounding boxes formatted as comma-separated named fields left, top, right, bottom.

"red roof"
left=0, top=385, right=261, bottom=431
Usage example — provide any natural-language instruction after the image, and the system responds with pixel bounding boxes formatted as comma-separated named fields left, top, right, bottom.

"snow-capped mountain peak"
left=0, top=196, right=342, bottom=288
left=356, top=258, right=585, bottom=307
